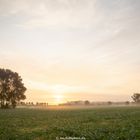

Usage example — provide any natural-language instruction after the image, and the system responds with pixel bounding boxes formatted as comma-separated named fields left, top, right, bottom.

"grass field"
left=0, top=106, right=140, bottom=140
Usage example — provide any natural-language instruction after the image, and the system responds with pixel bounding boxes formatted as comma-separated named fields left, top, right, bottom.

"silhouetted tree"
left=132, top=93, right=140, bottom=103
left=0, top=68, right=26, bottom=108
left=125, top=101, right=130, bottom=105
left=85, top=100, right=90, bottom=105
left=108, top=101, right=112, bottom=105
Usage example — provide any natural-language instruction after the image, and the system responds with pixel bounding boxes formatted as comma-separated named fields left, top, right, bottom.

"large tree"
left=131, top=93, right=140, bottom=103
left=0, top=68, right=26, bottom=108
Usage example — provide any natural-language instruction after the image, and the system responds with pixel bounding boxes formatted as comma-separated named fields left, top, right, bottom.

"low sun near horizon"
left=0, top=0, right=140, bottom=105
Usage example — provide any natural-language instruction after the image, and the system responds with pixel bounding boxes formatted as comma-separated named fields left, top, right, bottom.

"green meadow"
left=0, top=106, right=140, bottom=140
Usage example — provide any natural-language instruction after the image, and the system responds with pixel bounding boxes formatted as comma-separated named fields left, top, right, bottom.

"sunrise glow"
left=0, top=0, right=140, bottom=104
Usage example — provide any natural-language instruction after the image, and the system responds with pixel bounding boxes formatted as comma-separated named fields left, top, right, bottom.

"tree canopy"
left=85, top=100, right=90, bottom=105
left=132, top=93, right=140, bottom=103
left=0, top=68, right=26, bottom=108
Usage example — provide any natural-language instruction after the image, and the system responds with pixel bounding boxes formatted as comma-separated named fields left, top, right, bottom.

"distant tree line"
left=18, top=102, right=48, bottom=106
left=59, top=94, right=140, bottom=106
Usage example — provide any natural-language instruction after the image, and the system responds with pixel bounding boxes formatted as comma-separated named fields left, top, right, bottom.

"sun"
left=52, top=86, right=64, bottom=104
left=51, top=85, right=66, bottom=104
left=54, top=95, right=64, bottom=104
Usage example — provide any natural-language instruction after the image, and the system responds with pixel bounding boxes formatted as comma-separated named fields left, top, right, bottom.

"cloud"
left=0, top=0, right=97, bottom=29
left=18, top=0, right=98, bottom=29
left=1, top=0, right=139, bottom=33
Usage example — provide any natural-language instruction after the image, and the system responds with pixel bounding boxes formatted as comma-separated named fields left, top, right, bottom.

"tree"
left=131, top=93, right=140, bottom=103
left=0, top=68, right=26, bottom=108
left=125, top=101, right=130, bottom=105
left=108, top=101, right=112, bottom=105
left=85, top=100, right=90, bottom=105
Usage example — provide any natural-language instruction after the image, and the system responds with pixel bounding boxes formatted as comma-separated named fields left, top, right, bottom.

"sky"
left=0, top=0, right=140, bottom=104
